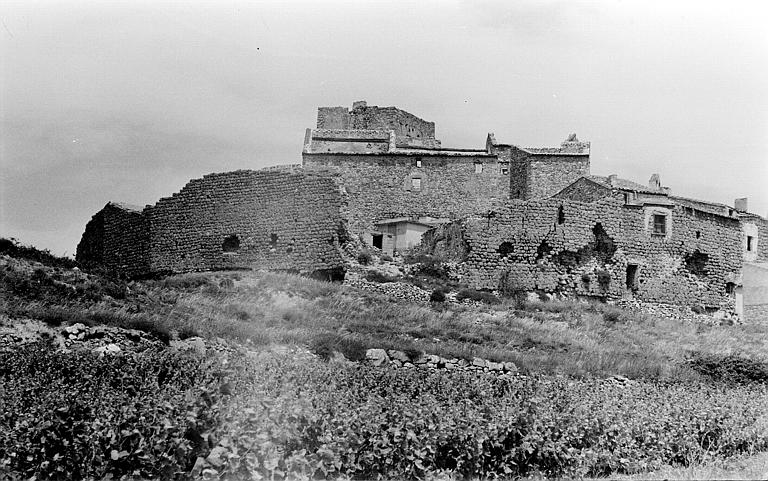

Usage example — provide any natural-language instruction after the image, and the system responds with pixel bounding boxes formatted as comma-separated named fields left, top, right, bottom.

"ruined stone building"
left=77, top=100, right=768, bottom=321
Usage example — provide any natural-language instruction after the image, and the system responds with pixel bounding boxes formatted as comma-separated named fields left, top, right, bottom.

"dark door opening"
left=626, top=264, right=639, bottom=290
left=372, top=234, right=383, bottom=250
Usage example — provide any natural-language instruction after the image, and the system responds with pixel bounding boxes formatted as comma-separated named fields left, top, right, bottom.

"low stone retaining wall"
left=365, top=348, right=518, bottom=375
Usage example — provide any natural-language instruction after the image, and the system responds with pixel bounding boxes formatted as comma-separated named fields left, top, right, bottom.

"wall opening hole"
left=726, top=282, right=736, bottom=296
left=222, top=235, right=240, bottom=253
left=696, top=231, right=701, bottom=239
left=372, top=234, right=383, bottom=250
left=497, top=241, right=514, bottom=258
left=685, top=250, right=709, bottom=276
left=747, top=235, right=755, bottom=251
left=270, top=233, right=279, bottom=248
left=411, top=178, right=422, bottom=191
left=626, top=264, right=639, bottom=291
left=474, top=162, right=483, bottom=174
left=557, top=205, right=565, bottom=225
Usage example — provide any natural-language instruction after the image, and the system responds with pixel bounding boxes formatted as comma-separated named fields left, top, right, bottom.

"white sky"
left=1, top=0, right=767, bottom=256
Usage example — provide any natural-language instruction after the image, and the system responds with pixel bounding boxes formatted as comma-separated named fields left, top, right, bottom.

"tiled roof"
left=522, top=146, right=589, bottom=156
left=586, top=175, right=664, bottom=195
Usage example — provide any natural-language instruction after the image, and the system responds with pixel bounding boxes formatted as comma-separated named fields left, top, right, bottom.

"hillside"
left=2, top=239, right=768, bottom=479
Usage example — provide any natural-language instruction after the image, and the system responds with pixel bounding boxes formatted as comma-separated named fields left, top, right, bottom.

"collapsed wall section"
left=303, top=153, right=507, bottom=235
left=76, top=203, right=149, bottom=277
left=145, top=169, right=346, bottom=277
left=426, top=198, right=742, bottom=310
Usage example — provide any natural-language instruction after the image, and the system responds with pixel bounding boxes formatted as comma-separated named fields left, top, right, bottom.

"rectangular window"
left=416, top=159, right=422, bottom=168
left=501, top=168, right=509, bottom=175
left=747, top=236, right=754, bottom=251
left=652, top=214, right=667, bottom=236
left=411, top=178, right=421, bottom=191
left=475, top=163, right=483, bottom=174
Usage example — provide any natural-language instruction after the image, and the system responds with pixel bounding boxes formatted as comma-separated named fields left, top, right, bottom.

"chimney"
left=735, top=197, right=748, bottom=212
left=607, top=174, right=617, bottom=187
left=352, top=100, right=367, bottom=110
left=649, top=173, right=661, bottom=190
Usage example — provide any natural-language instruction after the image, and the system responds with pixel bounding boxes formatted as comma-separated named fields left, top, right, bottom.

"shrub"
left=602, top=307, right=624, bottom=324
left=430, top=289, right=446, bottom=303
left=309, top=333, right=368, bottom=362
left=177, top=325, right=200, bottom=340
left=0, top=237, right=77, bottom=269
left=380, top=254, right=394, bottom=262
left=365, top=271, right=399, bottom=283
left=456, top=288, right=500, bottom=304
left=597, top=269, right=611, bottom=289
left=357, top=249, right=373, bottom=265
left=688, top=352, right=768, bottom=384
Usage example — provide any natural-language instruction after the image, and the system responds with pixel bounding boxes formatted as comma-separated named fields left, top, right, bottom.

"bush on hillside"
left=365, top=271, right=399, bottom=283
left=357, top=249, right=373, bottom=266
left=0, top=237, right=78, bottom=269
left=688, top=352, right=768, bottom=384
left=430, top=288, right=446, bottom=303
left=456, top=288, right=500, bottom=305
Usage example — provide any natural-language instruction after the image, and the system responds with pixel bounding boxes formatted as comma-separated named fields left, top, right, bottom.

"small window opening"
left=557, top=205, right=565, bottom=225
left=696, top=231, right=701, bottom=239
left=623, top=193, right=630, bottom=203
left=372, top=234, right=383, bottom=249
left=475, top=163, right=483, bottom=174
left=222, top=235, right=240, bottom=253
left=652, top=214, right=667, bottom=236
left=626, top=264, right=639, bottom=291
left=726, top=282, right=736, bottom=296
left=747, top=235, right=755, bottom=252
left=497, top=241, right=514, bottom=258
left=502, top=168, right=509, bottom=175
left=416, top=159, right=422, bottom=168
left=270, top=233, right=279, bottom=248
left=411, top=178, right=422, bottom=191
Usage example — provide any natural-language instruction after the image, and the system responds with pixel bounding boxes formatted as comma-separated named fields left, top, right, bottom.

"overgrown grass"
left=147, top=270, right=768, bottom=382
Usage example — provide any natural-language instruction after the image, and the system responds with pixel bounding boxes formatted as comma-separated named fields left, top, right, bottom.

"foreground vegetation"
left=3, top=238, right=768, bottom=479
left=2, top=343, right=768, bottom=479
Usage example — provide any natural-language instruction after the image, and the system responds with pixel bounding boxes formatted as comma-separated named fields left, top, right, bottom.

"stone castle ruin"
left=77, top=101, right=768, bottom=321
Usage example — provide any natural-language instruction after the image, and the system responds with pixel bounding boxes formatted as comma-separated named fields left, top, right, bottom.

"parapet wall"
left=303, top=153, right=508, bottom=235
left=317, top=102, right=440, bottom=148
left=425, top=198, right=742, bottom=310
left=77, top=169, right=347, bottom=278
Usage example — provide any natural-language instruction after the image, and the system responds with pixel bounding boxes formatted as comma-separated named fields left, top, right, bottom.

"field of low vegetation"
left=2, top=238, right=768, bottom=479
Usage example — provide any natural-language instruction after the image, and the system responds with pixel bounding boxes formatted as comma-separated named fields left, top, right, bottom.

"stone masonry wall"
left=317, top=103, right=439, bottom=148
left=425, top=197, right=742, bottom=310
left=527, top=157, right=590, bottom=199
left=303, top=153, right=508, bottom=235
left=145, top=169, right=346, bottom=277
left=76, top=203, right=149, bottom=277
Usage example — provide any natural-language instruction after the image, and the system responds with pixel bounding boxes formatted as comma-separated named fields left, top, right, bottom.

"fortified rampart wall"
left=76, top=203, right=149, bottom=277
left=424, top=198, right=742, bottom=310
left=77, top=169, right=347, bottom=279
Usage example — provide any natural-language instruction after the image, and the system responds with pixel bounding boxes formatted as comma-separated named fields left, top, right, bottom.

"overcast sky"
left=2, top=0, right=767, bottom=256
